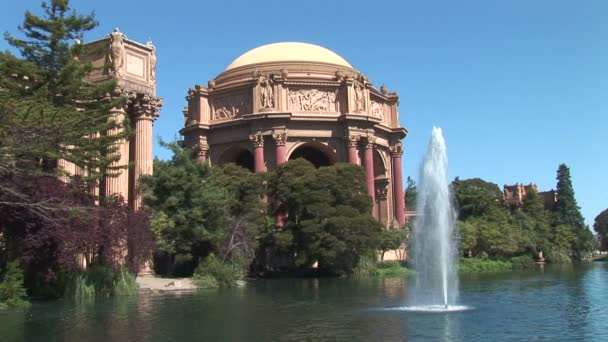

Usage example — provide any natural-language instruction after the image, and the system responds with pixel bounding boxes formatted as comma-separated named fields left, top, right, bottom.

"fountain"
left=406, top=127, right=466, bottom=312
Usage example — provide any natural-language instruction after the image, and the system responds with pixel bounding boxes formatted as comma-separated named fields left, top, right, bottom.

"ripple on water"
left=381, top=305, right=473, bottom=313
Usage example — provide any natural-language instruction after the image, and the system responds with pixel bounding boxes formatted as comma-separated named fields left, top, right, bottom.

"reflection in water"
left=2, top=264, right=608, bottom=341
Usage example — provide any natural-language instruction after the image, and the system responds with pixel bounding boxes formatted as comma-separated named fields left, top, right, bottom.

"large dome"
left=224, top=42, right=353, bottom=71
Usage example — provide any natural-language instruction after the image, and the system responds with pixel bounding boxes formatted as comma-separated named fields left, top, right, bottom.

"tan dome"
left=225, top=42, right=353, bottom=71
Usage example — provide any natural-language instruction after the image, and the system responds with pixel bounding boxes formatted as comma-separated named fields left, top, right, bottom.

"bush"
left=192, top=254, right=243, bottom=288
left=546, top=250, right=572, bottom=264
left=510, top=255, right=535, bottom=269
left=458, top=258, right=512, bottom=273
left=65, top=265, right=137, bottom=300
left=353, top=257, right=413, bottom=278
left=0, top=260, right=31, bottom=309
left=352, top=255, right=378, bottom=278
left=377, top=261, right=401, bottom=269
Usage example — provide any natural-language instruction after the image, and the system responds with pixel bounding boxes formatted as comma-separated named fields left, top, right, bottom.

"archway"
left=288, top=143, right=335, bottom=168
left=217, top=146, right=254, bottom=172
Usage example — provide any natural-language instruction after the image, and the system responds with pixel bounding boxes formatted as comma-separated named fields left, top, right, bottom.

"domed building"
left=180, top=42, right=408, bottom=226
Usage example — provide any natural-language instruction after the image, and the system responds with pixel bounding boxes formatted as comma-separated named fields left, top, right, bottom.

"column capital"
left=376, top=185, right=389, bottom=200
left=364, top=135, right=376, bottom=149
left=347, top=135, right=360, bottom=147
left=272, top=132, right=287, bottom=146
left=390, top=142, right=404, bottom=158
left=249, top=132, right=264, bottom=147
left=196, top=142, right=209, bottom=155
left=129, top=92, right=163, bottom=122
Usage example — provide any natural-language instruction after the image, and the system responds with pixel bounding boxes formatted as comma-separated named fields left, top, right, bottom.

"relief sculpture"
left=212, top=93, right=251, bottom=120
left=288, top=88, right=337, bottom=112
left=370, top=99, right=384, bottom=120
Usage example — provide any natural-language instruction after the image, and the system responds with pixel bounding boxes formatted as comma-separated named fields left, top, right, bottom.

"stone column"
left=249, top=133, right=265, bottom=173
left=196, top=142, right=209, bottom=164
left=130, top=94, right=162, bottom=210
left=390, top=143, right=405, bottom=226
left=273, top=132, right=287, bottom=228
left=273, top=132, right=287, bottom=165
left=104, top=106, right=130, bottom=202
left=347, top=135, right=359, bottom=165
left=376, top=184, right=389, bottom=226
left=364, top=137, right=376, bottom=216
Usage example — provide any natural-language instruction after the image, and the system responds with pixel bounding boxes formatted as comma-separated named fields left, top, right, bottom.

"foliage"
left=553, top=164, right=592, bottom=258
left=65, top=265, right=136, bottom=300
left=192, top=254, right=243, bottom=288
left=510, top=255, right=535, bottom=269
left=453, top=167, right=591, bottom=264
left=404, top=176, right=417, bottom=208
left=375, top=263, right=414, bottom=278
left=142, top=142, right=230, bottom=271
left=208, top=164, right=265, bottom=266
left=593, top=209, right=608, bottom=251
left=458, top=258, right=512, bottom=273
left=451, top=178, right=503, bottom=221
left=0, top=0, right=126, bottom=186
left=352, top=255, right=378, bottom=278
left=379, top=228, right=408, bottom=261
left=0, top=260, right=31, bottom=309
left=0, top=175, right=154, bottom=295
left=267, top=160, right=383, bottom=275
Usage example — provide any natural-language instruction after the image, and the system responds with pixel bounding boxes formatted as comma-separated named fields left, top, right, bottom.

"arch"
left=217, top=145, right=254, bottom=172
left=287, top=142, right=336, bottom=168
left=373, top=149, right=387, bottom=178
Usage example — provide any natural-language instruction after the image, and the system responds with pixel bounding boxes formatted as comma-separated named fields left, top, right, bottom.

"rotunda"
left=180, top=42, right=408, bottom=226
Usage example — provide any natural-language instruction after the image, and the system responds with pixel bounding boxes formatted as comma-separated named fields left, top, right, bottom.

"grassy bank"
left=458, top=258, right=512, bottom=273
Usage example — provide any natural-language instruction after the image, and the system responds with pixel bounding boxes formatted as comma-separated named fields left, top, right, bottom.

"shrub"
left=510, top=255, right=535, bottom=269
left=352, top=255, right=378, bottom=278
left=458, top=258, right=512, bottom=273
left=377, top=261, right=401, bottom=269
left=192, top=254, right=243, bottom=288
left=65, top=265, right=137, bottom=300
left=0, top=260, right=31, bottom=309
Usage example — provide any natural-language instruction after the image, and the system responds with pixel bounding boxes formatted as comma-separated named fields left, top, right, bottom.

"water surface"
left=1, top=263, right=607, bottom=341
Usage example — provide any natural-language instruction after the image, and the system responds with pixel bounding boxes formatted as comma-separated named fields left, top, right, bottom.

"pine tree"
left=1, top=0, right=126, bottom=183
left=553, top=163, right=593, bottom=258
left=553, top=164, right=585, bottom=230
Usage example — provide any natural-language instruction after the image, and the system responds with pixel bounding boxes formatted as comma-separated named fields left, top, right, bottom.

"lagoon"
left=1, top=263, right=607, bottom=341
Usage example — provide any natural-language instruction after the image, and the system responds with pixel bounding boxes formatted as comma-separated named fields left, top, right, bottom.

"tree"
left=267, top=160, right=382, bottom=274
left=379, top=228, right=408, bottom=261
left=1, top=0, right=126, bottom=198
left=553, top=164, right=585, bottom=230
left=553, top=164, right=592, bottom=258
left=593, top=209, right=608, bottom=251
left=404, top=176, right=417, bottom=209
left=451, top=178, right=503, bottom=220
left=141, top=142, right=230, bottom=274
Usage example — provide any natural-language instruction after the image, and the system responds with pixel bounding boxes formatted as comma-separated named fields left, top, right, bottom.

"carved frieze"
left=370, top=99, right=384, bottom=120
left=211, top=93, right=252, bottom=120
left=288, top=87, right=337, bottom=112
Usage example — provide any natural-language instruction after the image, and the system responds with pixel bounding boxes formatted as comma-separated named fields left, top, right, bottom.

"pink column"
left=364, top=137, right=376, bottom=216
left=347, top=135, right=359, bottom=165
left=273, top=133, right=287, bottom=228
left=391, top=143, right=405, bottom=226
left=104, top=107, right=130, bottom=202
left=274, top=133, right=287, bottom=165
left=250, top=133, right=265, bottom=173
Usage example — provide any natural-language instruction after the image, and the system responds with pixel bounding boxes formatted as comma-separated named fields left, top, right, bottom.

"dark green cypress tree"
left=1, top=0, right=126, bottom=183
left=553, top=163, right=593, bottom=257
left=553, top=164, right=585, bottom=230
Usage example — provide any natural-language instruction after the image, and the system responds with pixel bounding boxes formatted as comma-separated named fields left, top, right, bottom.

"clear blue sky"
left=2, top=1, right=606, bottom=226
